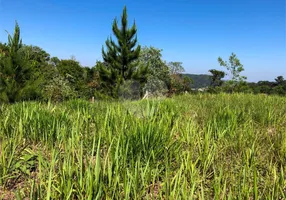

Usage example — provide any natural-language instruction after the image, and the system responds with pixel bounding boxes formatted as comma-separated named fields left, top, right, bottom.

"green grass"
left=0, top=93, right=285, bottom=199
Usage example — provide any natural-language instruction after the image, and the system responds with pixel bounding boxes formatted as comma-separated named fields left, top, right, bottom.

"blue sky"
left=0, top=0, right=285, bottom=82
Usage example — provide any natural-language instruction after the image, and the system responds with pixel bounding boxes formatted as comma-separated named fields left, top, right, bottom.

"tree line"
left=0, top=7, right=194, bottom=103
left=208, top=54, right=286, bottom=95
left=0, top=7, right=285, bottom=103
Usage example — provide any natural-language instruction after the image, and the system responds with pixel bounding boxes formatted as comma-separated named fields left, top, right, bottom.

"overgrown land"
left=1, top=6, right=286, bottom=200
left=0, top=94, right=286, bottom=199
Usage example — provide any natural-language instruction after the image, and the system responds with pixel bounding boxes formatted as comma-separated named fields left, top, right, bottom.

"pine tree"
left=98, top=6, right=148, bottom=98
left=0, top=22, right=23, bottom=102
left=0, top=22, right=39, bottom=102
left=7, top=22, right=22, bottom=57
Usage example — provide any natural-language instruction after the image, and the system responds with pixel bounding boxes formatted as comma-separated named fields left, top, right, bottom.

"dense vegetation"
left=0, top=94, right=285, bottom=199
left=1, top=7, right=285, bottom=103
left=0, top=6, right=285, bottom=199
left=0, top=8, right=192, bottom=103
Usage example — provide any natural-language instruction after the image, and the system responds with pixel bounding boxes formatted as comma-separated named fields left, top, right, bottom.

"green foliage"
left=218, top=53, right=247, bottom=92
left=49, top=56, right=60, bottom=66
left=0, top=94, right=286, bottom=198
left=209, top=69, right=225, bottom=87
left=0, top=23, right=52, bottom=102
left=43, top=68, right=77, bottom=102
left=143, top=74, right=169, bottom=97
left=139, top=46, right=170, bottom=96
left=118, top=80, right=141, bottom=100
left=81, top=66, right=101, bottom=98
left=0, top=43, right=9, bottom=57
left=139, top=47, right=169, bottom=79
left=57, top=59, right=84, bottom=83
left=275, top=76, right=284, bottom=85
left=6, top=22, right=23, bottom=56
left=18, top=45, right=52, bottom=99
left=168, top=62, right=192, bottom=95
left=56, top=59, right=90, bottom=98
left=218, top=53, right=246, bottom=82
left=273, top=85, right=286, bottom=95
left=168, top=61, right=184, bottom=75
left=19, top=45, right=50, bottom=65
left=170, top=74, right=193, bottom=94
left=246, top=76, right=286, bottom=95
left=0, top=22, right=35, bottom=102
left=1, top=18, right=285, bottom=103
left=98, top=6, right=148, bottom=98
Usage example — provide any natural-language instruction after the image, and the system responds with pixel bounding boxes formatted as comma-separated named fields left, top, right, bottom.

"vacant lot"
left=0, top=94, right=285, bottom=199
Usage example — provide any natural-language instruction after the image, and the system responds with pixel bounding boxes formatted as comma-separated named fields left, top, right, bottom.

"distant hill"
left=182, top=74, right=212, bottom=89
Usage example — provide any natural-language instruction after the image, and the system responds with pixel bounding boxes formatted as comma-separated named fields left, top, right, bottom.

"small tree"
left=168, top=62, right=184, bottom=75
left=209, top=69, right=225, bottom=87
left=273, top=76, right=286, bottom=95
left=275, top=76, right=284, bottom=85
left=139, top=46, right=170, bottom=97
left=98, top=6, right=148, bottom=98
left=43, top=69, right=77, bottom=102
left=218, top=53, right=246, bottom=92
left=0, top=22, right=32, bottom=102
left=168, top=62, right=192, bottom=95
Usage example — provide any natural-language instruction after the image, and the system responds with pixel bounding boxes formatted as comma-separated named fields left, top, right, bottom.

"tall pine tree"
left=98, top=6, right=148, bottom=98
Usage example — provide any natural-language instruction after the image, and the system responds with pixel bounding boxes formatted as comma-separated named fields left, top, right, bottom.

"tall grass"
left=0, top=93, right=285, bottom=199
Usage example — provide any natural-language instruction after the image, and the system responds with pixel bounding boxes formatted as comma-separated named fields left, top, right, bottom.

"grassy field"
left=0, top=93, right=285, bottom=199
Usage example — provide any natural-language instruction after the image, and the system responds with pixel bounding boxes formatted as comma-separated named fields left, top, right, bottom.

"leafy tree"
left=56, top=59, right=88, bottom=98
left=218, top=53, right=246, bottom=92
left=248, top=77, right=286, bottom=95
left=139, top=46, right=170, bottom=97
left=209, top=69, right=225, bottom=87
left=81, top=65, right=101, bottom=98
left=254, top=81, right=274, bottom=94
left=168, top=62, right=192, bottom=95
left=275, top=76, right=284, bottom=85
left=20, top=45, right=50, bottom=64
left=98, top=6, right=148, bottom=98
left=57, top=59, right=84, bottom=84
left=18, top=45, right=50, bottom=88
left=139, top=46, right=169, bottom=80
left=168, top=62, right=184, bottom=75
left=273, top=76, right=286, bottom=95
left=43, top=66, right=77, bottom=102
left=273, top=85, right=286, bottom=95
left=50, top=56, right=60, bottom=66
left=169, top=74, right=193, bottom=95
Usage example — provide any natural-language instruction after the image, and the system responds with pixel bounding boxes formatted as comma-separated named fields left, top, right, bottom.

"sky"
left=0, top=0, right=285, bottom=82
